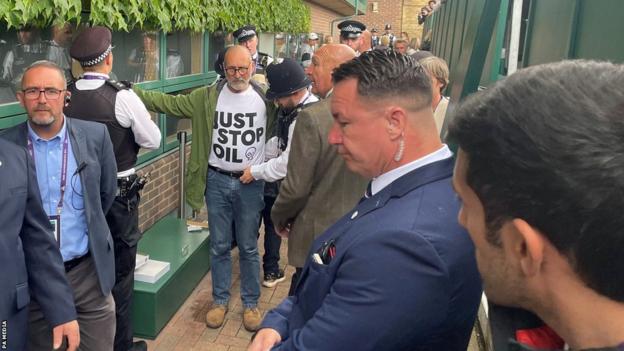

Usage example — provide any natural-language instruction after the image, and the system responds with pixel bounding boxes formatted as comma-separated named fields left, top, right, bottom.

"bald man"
left=134, top=45, right=277, bottom=332
left=271, top=44, right=367, bottom=294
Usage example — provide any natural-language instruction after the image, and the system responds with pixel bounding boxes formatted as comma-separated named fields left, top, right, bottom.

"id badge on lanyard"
left=49, top=214, right=61, bottom=245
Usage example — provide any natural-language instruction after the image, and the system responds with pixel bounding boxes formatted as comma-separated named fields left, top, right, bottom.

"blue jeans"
left=205, top=169, right=264, bottom=307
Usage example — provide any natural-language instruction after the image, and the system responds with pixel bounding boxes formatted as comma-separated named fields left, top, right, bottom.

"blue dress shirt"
left=27, top=119, right=88, bottom=261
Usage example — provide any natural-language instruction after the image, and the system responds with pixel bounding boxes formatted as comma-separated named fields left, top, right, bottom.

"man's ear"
left=16, top=91, right=26, bottom=107
left=385, top=107, right=406, bottom=140
left=504, top=219, right=546, bottom=277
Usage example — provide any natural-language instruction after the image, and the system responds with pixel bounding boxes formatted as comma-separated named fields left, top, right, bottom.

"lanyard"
left=27, top=129, right=70, bottom=215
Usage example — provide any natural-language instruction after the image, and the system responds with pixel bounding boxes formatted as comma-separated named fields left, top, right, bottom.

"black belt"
left=64, top=252, right=91, bottom=272
left=209, top=165, right=244, bottom=178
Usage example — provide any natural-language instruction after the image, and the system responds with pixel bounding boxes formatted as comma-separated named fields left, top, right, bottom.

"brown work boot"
left=243, top=307, right=262, bottom=331
left=205, top=304, right=228, bottom=328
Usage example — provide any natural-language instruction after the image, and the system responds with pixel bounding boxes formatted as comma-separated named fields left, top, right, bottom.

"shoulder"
left=105, top=79, right=131, bottom=91
left=68, top=117, right=107, bottom=134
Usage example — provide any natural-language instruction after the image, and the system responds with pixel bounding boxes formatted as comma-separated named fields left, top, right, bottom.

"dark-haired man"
left=449, top=60, right=624, bottom=350
left=240, top=58, right=319, bottom=289
left=250, top=49, right=481, bottom=351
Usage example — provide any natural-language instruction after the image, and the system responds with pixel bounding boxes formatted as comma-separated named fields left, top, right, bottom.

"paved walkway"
left=136, top=234, right=482, bottom=350
left=135, top=236, right=294, bottom=351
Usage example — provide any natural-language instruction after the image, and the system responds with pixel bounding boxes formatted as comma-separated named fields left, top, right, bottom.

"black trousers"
left=106, top=193, right=141, bottom=351
left=262, top=194, right=281, bottom=275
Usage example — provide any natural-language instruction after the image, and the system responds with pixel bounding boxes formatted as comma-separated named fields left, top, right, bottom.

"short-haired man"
left=65, top=26, right=161, bottom=351
left=250, top=49, right=481, bottom=351
left=394, top=38, right=409, bottom=55
left=1, top=60, right=117, bottom=350
left=268, top=44, right=367, bottom=295
left=0, top=137, right=79, bottom=351
left=240, top=58, right=319, bottom=288
left=384, top=23, right=396, bottom=47
left=337, top=20, right=366, bottom=55
left=233, top=25, right=273, bottom=76
left=134, top=46, right=276, bottom=332
left=449, top=60, right=624, bottom=350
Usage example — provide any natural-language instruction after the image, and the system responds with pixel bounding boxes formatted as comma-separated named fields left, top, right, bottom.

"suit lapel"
left=66, top=118, right=86, bottom=166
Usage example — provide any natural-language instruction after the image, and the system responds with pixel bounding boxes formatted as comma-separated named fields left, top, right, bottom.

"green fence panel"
left=573, top=0, right=624, bottom=63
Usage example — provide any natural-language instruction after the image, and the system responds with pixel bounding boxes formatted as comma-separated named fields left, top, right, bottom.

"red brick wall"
left=137, top=144, right=192, bottom=232
left=306, top=2, right=342, bottom=42
left=354, top=0, right=428, bottom=45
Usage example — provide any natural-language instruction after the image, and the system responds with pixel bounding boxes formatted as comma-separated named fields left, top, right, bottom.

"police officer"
left=337, top=20, right=367, bottom=55
left=384, top=23, right=396, bottom=48
left=233, top=25, right=273, bottom=76
left=65, top=26, right=161, bottom=351
left=1, top=26, right=46, bottom=91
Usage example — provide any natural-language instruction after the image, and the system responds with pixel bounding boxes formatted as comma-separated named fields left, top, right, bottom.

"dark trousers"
left=28, top=256, right=116, bottom=351
left=106, top=193, right=141, bottom=351
left=288, top=267, right=303, bottom=296
left=262, top=194, right=281, bottom=275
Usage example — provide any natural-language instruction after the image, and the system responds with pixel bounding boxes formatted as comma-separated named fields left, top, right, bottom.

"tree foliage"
left=1, top=0, right=310, bottom=33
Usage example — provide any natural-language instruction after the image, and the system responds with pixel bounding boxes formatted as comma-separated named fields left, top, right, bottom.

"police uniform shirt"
left=250, top=91, right=319, bottom=182
left=73, top=72, right=161, bottom=176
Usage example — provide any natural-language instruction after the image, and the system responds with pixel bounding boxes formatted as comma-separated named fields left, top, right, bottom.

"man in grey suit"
left=0, top=137, right=79, bottom=351
left=271, top=44, right=368, bottom=294
left=1, top=60, right=117, bottom=351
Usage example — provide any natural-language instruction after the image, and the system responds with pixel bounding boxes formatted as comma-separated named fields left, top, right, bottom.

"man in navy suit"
left=0, top=137, right=79, bottom=351
left=1, top=60, right=117, bottom=350
left=249, top=50, right=481, bottom=351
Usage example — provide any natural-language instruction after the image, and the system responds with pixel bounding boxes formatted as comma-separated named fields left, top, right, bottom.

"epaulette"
left=105, top=79, right=131, bottom=91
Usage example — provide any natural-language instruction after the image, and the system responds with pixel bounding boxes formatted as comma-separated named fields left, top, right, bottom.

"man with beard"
left=270, top=44, right=368, bottom=295
left=1, top=60, right=117, bottom=350
left=240, top=58, right=319, bottom=289
left=450, top=60, right=624, bottom=350
left=134, top=45, right=276, bottom=332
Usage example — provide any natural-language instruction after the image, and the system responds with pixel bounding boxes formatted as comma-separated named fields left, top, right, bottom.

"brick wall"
left=136, top=144, right=192, bottom=233
left=353, top=0, right=429, bottom=46
left=306, top=2, right=342, bottom=42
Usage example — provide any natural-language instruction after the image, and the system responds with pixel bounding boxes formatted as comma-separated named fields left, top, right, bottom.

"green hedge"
left=1, top=0, right=310, bottom=33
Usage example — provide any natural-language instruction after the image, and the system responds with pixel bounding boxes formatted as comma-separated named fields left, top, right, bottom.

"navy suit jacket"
left=1, top=117, right=117, bottom=296
left=0, top=138, right=76, bottom=351
left=261, top=157, right=482, bottom=350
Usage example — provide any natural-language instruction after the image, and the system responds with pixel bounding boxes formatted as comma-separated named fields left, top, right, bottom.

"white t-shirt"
left=209, top=85, right=267, bottom=171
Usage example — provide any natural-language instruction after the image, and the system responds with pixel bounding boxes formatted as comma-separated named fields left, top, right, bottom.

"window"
left=165, top=31, right=203, bottom=78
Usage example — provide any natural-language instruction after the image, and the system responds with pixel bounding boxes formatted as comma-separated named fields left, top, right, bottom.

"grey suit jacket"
left=0, top=138, right=77, bottom=351
left=271, top=99, right=368, bottom=267
left=1, top=117, right=117, bottom=296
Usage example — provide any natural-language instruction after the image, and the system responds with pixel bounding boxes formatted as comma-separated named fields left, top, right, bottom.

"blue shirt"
left=28, top=119, right=88, bottom=261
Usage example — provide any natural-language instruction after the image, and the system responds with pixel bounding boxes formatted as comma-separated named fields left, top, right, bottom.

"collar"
left=299, top=90, right=319, bottom=105
left=27, top=116, right=67, bottom=142
left=82, top=72, right=110, bottom=79
left=370, top=145, right=452, bottom=196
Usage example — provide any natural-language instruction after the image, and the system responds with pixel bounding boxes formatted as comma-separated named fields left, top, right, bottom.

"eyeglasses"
left=21, top=88, right=65, bottom=100
left=224, top=66, right=250, bottom=75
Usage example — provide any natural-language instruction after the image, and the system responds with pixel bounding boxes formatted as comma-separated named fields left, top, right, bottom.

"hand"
left=275, top=223, right=291, bottom=238
left=248, top=328, right=282, bottom=351
left=240, top=167, right=255, bottom=184
left=53, top=320, right=80, bottom=351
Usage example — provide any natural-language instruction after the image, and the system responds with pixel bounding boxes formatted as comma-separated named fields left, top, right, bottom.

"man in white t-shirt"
left=134, top=45, right=276, bottom=332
